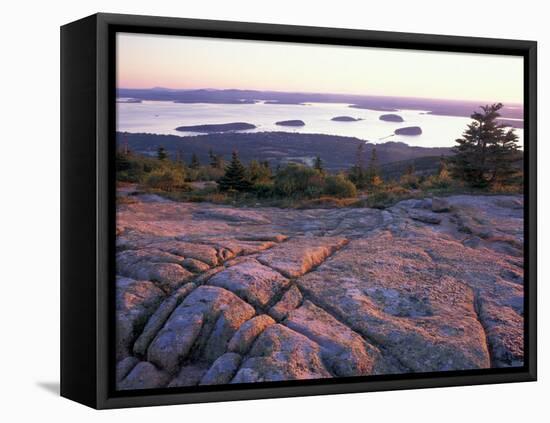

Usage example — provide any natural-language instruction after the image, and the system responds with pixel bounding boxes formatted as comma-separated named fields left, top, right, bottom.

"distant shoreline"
left=117, top=87, right=524, bottom=120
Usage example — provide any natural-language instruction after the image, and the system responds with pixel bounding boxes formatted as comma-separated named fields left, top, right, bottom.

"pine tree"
left=175, top=149, right=184, bottom=164
left=437, top=155, right=447, bottom=176
left=366, top=147, right=379, bottom=184
left=209, top=149, right=223, bottom=169
left=157, top=146, right=168, bottom=161
left=400, top=162, right=418, bottom=188
left=218, top=151, right=252, bottom=192
left=313, top=155, right=324, bottom=174
left=490, top=128, right=521, bottom=184
left=348, top=143, right=367, bottom=188
left=189, top=153, right=200, bottom=169
left=450, top=103, right=520, bottom=188
left=115, top=151, right=131, bottom=172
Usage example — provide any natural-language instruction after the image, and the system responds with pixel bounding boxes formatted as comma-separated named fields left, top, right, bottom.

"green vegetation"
left=157, top=146, right=168, bottom=161
left=348, top=144, right=382, bottom=189
left=116, top=103, right=522, bottom=209
left=449, top=103, right=522, bottom=188
left=313, top=155, right=325, bottom=175
left=323, top=175, right=357, bottom=198
left=218, top=151, right=253, bottom=192
left=145, top=167, right=186, bottom=191
left=189, top=153, right=200, bottom=169
left=116, top=150, right=188, bottom=191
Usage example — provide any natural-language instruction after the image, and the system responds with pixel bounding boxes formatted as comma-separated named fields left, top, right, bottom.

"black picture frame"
left=61, top=12, right=537, bottom=409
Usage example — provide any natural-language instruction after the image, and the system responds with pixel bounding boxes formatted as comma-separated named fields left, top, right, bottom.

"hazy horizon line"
left=116, top=86, right=524, bottom=106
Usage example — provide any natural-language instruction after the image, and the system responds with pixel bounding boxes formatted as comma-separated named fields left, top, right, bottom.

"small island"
left=117, top=98, right=142, bottom=104
left=349, top=104, right=398, bottom=112
left=394, top=126, right=423, bottom=136
left=264, top=100, right=306, bottom=105
left=275, top=120, right=306, bottom=127
left=331, top=116, right=362, bottom=122
left=380, top=114, right=404, bottom=122
left=175, top=122, right=256, bottom=133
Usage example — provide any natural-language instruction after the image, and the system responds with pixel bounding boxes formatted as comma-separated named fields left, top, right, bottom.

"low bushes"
left=144, top=167, right=186, bottom=192
left=323, top=175, right=357, bottom=198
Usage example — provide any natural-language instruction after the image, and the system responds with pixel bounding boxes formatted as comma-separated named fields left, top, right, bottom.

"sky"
left=117, top=32, right=524, bottom=104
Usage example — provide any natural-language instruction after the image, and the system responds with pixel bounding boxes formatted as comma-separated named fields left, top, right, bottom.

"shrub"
left=400, top=172, right=420, bottom=189
left=366, top=185, right=411, bottom=208
left=116, top=152, right=185, bottom=184
left=248, top=160, right=272, bottom=184
left=274, top=164, right=324, bottom=198
left=299, top=196, right=359, bottom=208
left=323, top=175, right=357, bottom=198
left=197, top=166, right=225, bottom=182
left=420, top=168, right=453, bottom=190
left=144, top=167, right=186, bottom=191
left=252, top=182, right=275, bottom=198
left=489, top=182, right=523, bottom=194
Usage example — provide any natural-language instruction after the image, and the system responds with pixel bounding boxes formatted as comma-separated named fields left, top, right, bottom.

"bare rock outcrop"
left=208, top=259, right=290, bottom=308
left=432, top=197, right=450, bottom=212
left=147, top=285, right=255, bottom=373
left=257, top=237, right=348, bottom=278
left=148, top=240, right=219, bottom=267
left=116, top=276, right=164, bottom=360
left=200, top=353, right=242, bottom=385
left=285, top=300, right=384, bottom=376
left=115, top=192, right=524, bottom=389
left=227, top=315, right=276, bottom=355
left=118, top=361, right=170, bottom=390
left=133, top=283, right=196, bottom=356
left=117, top=251, right=194, bottom=292
left=269, top=285, right=303, bottom=321
left=231, top=324, right=332, bottom=383
left=296, top=235, right=492, bottom=372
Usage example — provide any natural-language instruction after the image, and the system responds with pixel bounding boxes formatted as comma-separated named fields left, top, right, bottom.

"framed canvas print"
left=60, top=13, right=537, bottom=409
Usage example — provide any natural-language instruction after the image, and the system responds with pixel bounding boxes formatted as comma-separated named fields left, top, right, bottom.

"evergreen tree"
left=366, top=147, right=379, bottom=184
left=437, top=155, right=447, bottom=176
left=115, top=151, right=131, bottom=172
left=157, top=146, right=168, bottom=161
left=209, top=149, right=223, bottom=169
left=189, top=153, right=200, bottom=169
left=405, top=163, right=415, bottom=176
left=400, top=162, right=419, bottom=189
left=450, top=103, right=520, bottom=187
left=175, top=149, right=184, bottom=164
left=490, top=128, right=521, bottom=184
left=120, top=137, right=130, bottom=155
left=348, top=143, right=367, bottom=188
left=218, top=151, right=252, bottom=192
left=313, top=155, right=324, bottom=174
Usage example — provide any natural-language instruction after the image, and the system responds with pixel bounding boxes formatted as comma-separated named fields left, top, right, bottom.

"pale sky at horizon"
left=117, top=32, right=524, bottom=104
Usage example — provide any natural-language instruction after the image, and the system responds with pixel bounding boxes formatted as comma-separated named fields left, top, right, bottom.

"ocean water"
left=117, top=100, right=524, bottom=148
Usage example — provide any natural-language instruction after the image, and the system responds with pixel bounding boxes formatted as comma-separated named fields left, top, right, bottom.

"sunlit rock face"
left=115, top=192, right=524, bottom=390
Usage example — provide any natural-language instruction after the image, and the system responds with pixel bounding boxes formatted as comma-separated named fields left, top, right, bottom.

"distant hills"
left=117, top=88, right=523, bottom=120
left=117, top=131, right=453, bottom=171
